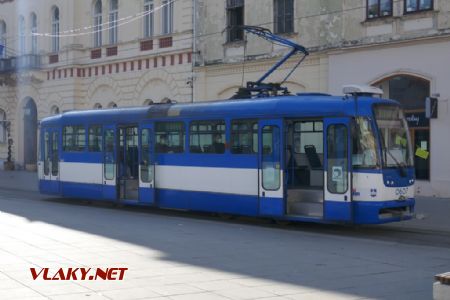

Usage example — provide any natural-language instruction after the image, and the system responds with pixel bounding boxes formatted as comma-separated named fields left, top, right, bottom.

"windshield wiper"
left=379, top=132, right=407, bottom=177
left=385, top=150, right=407, bottom=177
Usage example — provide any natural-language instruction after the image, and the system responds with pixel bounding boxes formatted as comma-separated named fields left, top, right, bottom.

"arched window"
left=0, top=20, right=6, bottom=58
left=0, top=109, right=6, bottom=144
left=109, top=0, right=118, bottom=44
left=93, top=0, right=102, bottom=48
left=108, top=102, right=117, bottom=108
left=94, top=103, right=103, bottom=109
left=51, top=6, right=60, bottom=53
left=50, top=105, right=60, bottom=115
left=144, top=0, right=154, bottom=38
left=143, top=99, right=154, bottom=105
left=161, top=0, right=173, bottom=35
left=30, top=13, right=38, bottom=54
left=18, top=16, right=26, bottom=54
left=375, top=74, right=431, bottom=180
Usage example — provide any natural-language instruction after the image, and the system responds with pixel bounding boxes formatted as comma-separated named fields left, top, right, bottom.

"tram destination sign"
left=405, top=111, right=429, bottom=128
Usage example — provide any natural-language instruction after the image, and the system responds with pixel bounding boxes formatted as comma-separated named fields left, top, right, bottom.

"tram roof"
left=40, top=95, right=399, bottom=126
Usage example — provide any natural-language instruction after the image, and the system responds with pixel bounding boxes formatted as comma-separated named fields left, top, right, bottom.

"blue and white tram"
left=38, top=88, right=415, bottom=224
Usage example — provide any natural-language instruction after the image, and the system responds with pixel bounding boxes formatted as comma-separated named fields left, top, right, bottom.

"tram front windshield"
left=374, top=105, right=413, bottom=168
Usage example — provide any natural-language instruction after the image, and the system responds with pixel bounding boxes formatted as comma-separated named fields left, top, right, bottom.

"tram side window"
left=141, top=128, right=151, bottom=183
left=51, top=131, right=59, bottom=176
left=88, top=125, right=102, bottom=152
left=190, top=120, right=226, bottom=154
left=63, top=126, right=86, bottom=152
left=155, top=122, right=185, bottom=153
left=231, top=120, right=258, bottom=154
left=327, top=124, right=348, bottom=194
left=104, top=129, right=115, bottom=180
left=262, top=125, right=281, bottom=190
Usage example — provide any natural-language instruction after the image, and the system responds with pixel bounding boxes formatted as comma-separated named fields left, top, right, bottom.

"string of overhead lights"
left=29, top=0, right=177, bottom=38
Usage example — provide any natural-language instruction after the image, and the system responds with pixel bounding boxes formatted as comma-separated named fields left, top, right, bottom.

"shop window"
left=376, top=74, right=431, bottom=180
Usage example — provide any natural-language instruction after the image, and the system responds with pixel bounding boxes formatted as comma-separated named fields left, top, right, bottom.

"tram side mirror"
left=425, top=97, right=438, bottom=119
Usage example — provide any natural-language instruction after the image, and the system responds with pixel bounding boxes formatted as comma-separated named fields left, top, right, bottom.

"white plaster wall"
left=328, top=39, right=450, bottom=197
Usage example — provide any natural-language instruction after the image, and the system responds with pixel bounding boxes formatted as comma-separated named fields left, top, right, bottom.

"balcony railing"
left=0, top=54, right=41, bottom=73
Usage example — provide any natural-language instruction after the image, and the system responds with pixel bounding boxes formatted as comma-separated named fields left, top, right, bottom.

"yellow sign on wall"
left=415, top=147, right=429, bottom=160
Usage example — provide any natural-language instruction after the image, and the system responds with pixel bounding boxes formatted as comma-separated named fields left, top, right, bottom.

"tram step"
left=288, top=201, right=323, bottom=217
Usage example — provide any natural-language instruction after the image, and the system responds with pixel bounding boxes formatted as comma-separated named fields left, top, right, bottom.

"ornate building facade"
left=0, top=0, right=194, bottom=170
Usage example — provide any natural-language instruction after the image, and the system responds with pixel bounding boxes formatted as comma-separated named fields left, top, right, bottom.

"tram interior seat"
left=304, top=145, right=322, bottom=169
left=190, top=145, right=202, bottom=153
left=304, top=145, right=324, bottom=188
left=232, top=145, right=242, bottom=154
left=213, top=142, right=225, bottom=153
left=232, top=145, right=252, bottom=154
left=203, top=145, right=213, bottom=153
left=171, top=145, right=184, bottom=153
left=156, top=143, right=170, bottom=153
left=241, top=145, right=252, bottom=154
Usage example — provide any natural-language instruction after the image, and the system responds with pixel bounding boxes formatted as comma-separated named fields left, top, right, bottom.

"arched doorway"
left=23, top=98, right=38, bottom=169
left=375, top=75, right=431, bottom=180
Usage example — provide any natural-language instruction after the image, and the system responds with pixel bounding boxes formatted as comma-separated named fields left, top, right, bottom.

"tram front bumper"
left=352, top=198, right=415, bottom=224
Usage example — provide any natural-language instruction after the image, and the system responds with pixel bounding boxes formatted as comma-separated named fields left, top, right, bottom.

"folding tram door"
left=40, top=127, right=60, bottom=194
left=117, top=125, right=140, bottom=201
left=138, top=123, right=155, bottom=204
left=323, top=118, right=352, bottom=221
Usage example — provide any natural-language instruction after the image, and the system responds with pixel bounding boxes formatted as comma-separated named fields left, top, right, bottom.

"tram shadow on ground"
left=1, top=193, right=448, bottom=300
left=44, top=195, right=450, bottom=249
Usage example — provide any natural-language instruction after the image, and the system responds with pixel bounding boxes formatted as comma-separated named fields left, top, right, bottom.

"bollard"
left=434, top=272, right=450, bottom=300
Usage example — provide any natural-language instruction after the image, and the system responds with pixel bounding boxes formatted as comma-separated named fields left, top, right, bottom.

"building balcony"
left=0, top=54, right=41, bottom=74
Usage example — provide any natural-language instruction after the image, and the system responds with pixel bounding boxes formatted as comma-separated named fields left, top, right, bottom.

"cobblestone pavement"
left=0, top=188, right=449, bottom=299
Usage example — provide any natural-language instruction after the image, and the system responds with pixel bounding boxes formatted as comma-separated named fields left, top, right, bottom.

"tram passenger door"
left=40, top=127, right=60, bottom=194
left=118, top=126, right=140, bottom=201
left=139, top=124, right=155, bottom=204
left=258, top=120, right=284, bottom=216
left=323, top=118, right=352, bottom=221
left=103, top=125, right=117, bottom=200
